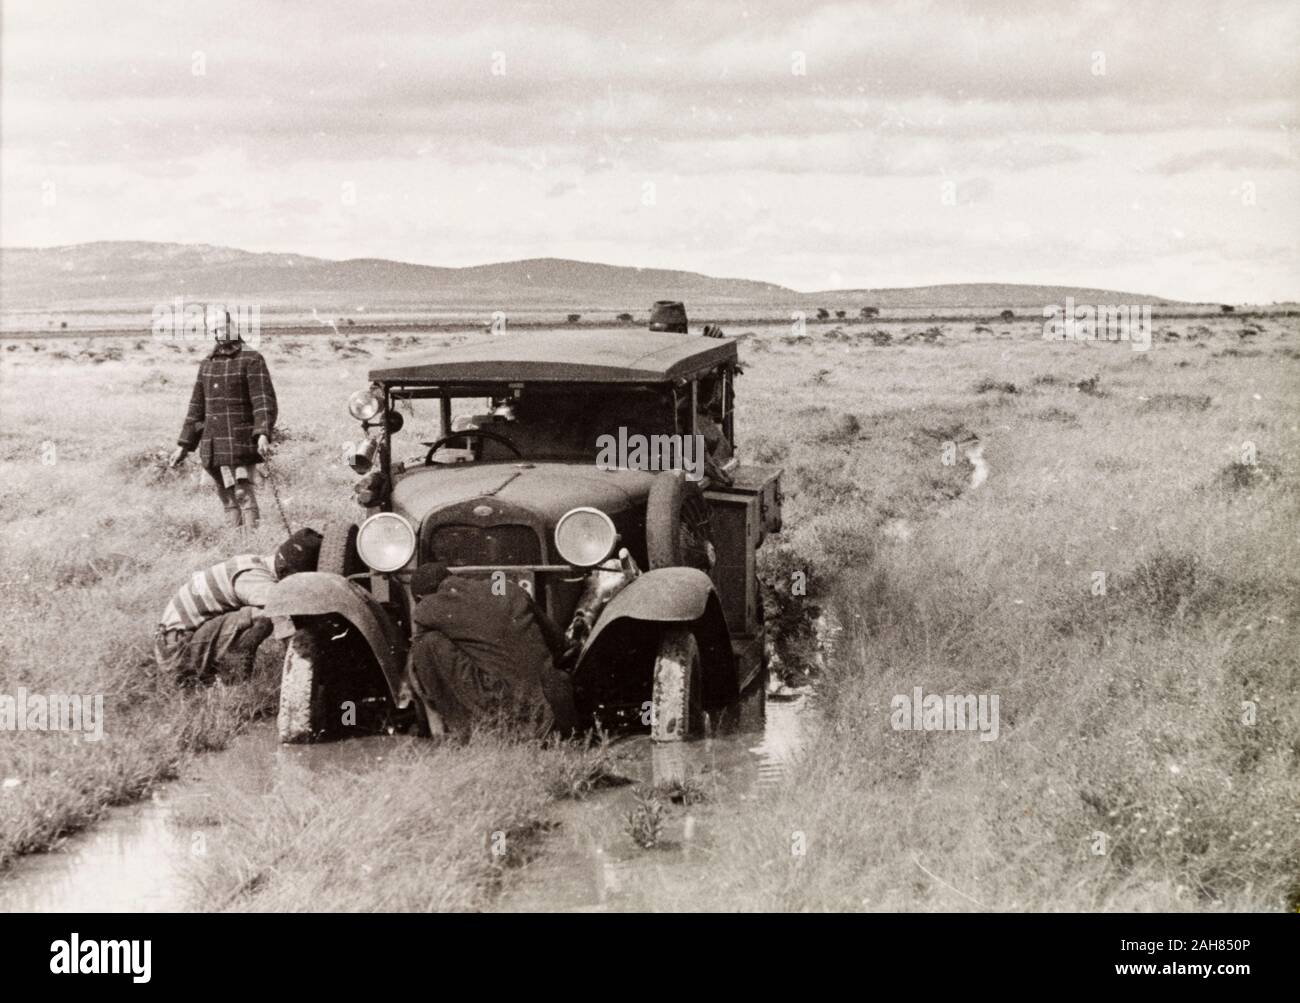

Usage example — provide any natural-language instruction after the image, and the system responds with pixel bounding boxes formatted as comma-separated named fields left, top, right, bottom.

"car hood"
left=390, top=462, right=660, bottom=525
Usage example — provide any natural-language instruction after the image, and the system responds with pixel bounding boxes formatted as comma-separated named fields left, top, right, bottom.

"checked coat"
left=177, top=343, right=278, bottom=469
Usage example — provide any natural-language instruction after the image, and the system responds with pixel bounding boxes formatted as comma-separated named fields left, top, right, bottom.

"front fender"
left=575, top=567, right=738, bottom=706
left=588, top=566, right=716, bottom=628
left=263, top=572, right=410, bottom=707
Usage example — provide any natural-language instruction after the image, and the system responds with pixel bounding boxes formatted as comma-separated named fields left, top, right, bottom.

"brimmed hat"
left=274, top=528, right=323, bottom=578
left=648, top=300, right=688, bottom=333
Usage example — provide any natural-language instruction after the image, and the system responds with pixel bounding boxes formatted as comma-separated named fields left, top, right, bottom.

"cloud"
left=4, top=1, right=1296, bottom=166
left=1, top=0, right=1297, bottom=300
left=270, top=196, right=325, bottom=215
left=1152, top=147, right=1296, bottom=175
left=545, top=181, right=578, bottom=198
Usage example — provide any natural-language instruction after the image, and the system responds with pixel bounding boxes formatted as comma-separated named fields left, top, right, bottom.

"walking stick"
left=262, top=459, right=294, bottom=536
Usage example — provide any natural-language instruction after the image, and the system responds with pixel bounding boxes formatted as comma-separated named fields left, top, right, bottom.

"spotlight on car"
left=347, top=437, right=379, bottom=474
left=356, top=513, right=416, bottom=572
left=554, top=507, right=618, bottom=568
left=348, top=388, right=383, bottom=422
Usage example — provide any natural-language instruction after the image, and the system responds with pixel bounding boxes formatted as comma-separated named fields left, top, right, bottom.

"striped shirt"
left=159, top=555, right=278, bottom=632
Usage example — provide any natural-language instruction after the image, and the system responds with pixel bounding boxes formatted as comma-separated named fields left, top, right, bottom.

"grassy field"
left=1, top=315, right=1297, bottom=910
left=640, top=316, right=1300, bottom=911
left=171, top=729, right=624, bottom=912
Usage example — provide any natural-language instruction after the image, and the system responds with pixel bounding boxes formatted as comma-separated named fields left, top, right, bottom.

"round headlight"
left=554, top=507, right=617, bottom=567
left=348, top=389, right=383, bottom=422
left=356, top=513, right=416, bottom=572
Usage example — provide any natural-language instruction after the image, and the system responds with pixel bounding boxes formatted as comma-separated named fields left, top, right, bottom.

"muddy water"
left=497, top=692, right=818, bottom=912
left=0, top=724, right=400, bottom=912
left=0, top=692, right=817, bottom=913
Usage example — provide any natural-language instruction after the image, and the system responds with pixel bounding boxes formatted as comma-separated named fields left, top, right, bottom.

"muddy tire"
left=277, top=626, right=328, bottom=743
left=278, top=615, right=402, bottom=743
left=650, top=627, right=704, bottom=742
left=318, top=521, right=363, bottom=579
left=646, top=471, right=714, bottom=571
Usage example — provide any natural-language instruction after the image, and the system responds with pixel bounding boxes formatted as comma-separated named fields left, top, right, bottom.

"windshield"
left=393, top=386, right=679, bottom=465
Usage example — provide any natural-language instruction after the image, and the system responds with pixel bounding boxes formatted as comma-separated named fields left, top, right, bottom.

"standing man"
left=170, top=309, right=277, bottom=529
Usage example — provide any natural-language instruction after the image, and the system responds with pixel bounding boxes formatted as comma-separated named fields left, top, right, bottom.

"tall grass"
left=0, top=338, right=370, bottom=867
left=2, top=319, right=1297, bottom=911
left=185, top=731, right=612, bottom=911
left=618, top=319, right=1300, bottom=910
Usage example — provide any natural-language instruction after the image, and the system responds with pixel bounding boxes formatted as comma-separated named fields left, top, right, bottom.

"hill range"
left=0, top=242, right=1186, bottom=315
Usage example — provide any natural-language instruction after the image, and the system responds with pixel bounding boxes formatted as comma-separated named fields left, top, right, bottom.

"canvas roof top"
left=369, top=329, right=738, bottom=385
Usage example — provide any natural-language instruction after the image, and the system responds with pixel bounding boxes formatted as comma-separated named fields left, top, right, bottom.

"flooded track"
left=0, top=725, right=403, bottom=912
left=497, top=692, right=817, bottom=912
left=0, top=692, right=816, bottom=912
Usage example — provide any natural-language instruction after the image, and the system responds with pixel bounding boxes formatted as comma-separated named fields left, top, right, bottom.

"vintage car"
left=265, top=327, right=782, bottom=744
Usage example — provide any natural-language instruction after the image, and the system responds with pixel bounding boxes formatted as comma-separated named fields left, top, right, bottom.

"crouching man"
left=154, top=528, right=322, bottom=683
left=405, top=564, right=577, bottom=738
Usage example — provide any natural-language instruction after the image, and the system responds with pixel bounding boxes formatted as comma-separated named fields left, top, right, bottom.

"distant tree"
left=616, top=312, right=634, bottom=323
left=567, top=313, right=582, bottom=324
left=346, top=317, right=356, bottom=326
left=60, top=321, right=68, bottom=329
left=816, top=307, right=830, bottom=320
left=860, top=306, right=879, bottom=318
left=1220, top=304, right=1235, bottom=314
left=999, top=309, right=1015, bottom=323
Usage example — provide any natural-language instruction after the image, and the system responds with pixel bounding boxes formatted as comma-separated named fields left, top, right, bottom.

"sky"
left=1, top=0, right=1297, bottom=301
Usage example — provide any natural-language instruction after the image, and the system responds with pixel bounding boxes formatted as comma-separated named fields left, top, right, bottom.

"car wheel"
left=318, top=521, right=364, bottom=578
left=646, top=470, right=714, bottom=571
left=278, top=614, right=400, bottom=743
left=277, top=621, right=330, bottom=743
left=650, top=627, right=704, bottom=742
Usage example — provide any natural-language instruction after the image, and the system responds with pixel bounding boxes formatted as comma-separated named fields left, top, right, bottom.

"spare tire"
left=318, top=521, right=364, bottom=579
left=646, top=470, right=714, bottom=571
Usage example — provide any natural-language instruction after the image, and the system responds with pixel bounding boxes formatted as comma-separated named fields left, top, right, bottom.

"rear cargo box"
left=704, top=464, right=783, bottom=637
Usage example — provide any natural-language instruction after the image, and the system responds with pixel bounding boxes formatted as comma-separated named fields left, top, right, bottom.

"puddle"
left=0, top=692, right=818, bottom=913
left=496, top=692, right=820, bottom=912
left=0, top=723, right=401, bottom=912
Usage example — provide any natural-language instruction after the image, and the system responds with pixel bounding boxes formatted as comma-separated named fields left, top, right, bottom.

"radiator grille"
left=428, top=524, right=543, bottom=566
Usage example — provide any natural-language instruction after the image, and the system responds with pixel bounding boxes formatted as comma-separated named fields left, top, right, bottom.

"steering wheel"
left=423, top=429, right=523, bottom=465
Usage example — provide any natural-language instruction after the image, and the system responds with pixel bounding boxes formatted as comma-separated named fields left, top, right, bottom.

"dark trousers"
left=155, top=608, right=274, bottom=681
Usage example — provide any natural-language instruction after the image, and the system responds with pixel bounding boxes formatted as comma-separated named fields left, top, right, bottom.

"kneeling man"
left=406, top=564, right=576, bottom=738
left=155, top=528, right=322, bottom=682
